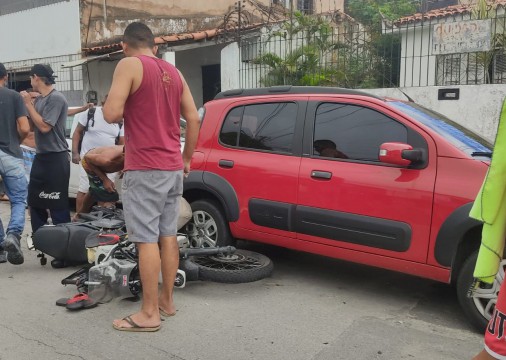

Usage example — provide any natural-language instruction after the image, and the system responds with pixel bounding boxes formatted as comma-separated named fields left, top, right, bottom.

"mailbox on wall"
left=438, top=88, right=460, bottom=100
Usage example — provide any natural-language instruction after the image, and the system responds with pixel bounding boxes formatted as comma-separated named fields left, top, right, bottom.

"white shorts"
left=78, top=163, right=117, bottom=194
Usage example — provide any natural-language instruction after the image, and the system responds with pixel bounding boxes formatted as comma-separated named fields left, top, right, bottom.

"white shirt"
left=76, top=107, right=124, bottom=156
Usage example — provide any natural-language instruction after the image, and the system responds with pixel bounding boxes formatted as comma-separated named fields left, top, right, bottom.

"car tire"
left=187, top=199, right=235, bottom=248
left=456, top=251, right=495, bottom=332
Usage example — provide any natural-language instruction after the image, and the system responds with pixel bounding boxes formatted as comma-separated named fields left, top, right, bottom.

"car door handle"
left=219, top=160, right=234, bottom=168
left=311, top=170, right=332, bottom=180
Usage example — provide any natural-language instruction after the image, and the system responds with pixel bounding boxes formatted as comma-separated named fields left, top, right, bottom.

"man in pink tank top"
left=103, top=22, right=200, bottom=332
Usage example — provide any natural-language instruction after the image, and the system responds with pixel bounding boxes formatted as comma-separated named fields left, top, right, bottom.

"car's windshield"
left=389, top=101, right=492, bottom=157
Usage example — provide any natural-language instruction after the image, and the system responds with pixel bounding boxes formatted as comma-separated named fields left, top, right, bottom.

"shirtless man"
left=78, top=145, right=124, bottom=214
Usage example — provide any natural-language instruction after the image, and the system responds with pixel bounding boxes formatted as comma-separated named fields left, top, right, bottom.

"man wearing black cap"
left=20, top=64, right=71, bottom=267
left=0, top=62, right=30, bottom=265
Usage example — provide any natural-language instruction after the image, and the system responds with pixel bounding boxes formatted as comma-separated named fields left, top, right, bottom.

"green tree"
left=346, top=0, right=420, bottom=31
left=253, top=12, right=348, bottom=86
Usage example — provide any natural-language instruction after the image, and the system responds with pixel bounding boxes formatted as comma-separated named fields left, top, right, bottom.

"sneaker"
left=3, top=233, right=24, bottom=265
left=26, top=233, right=34, bottom=250
left=0, top=250, right=6, bottom=263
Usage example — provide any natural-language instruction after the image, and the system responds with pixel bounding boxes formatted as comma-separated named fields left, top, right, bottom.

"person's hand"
left=86, top=103, right=95, bottom=109
left=103, top=178, right=116, bottom=193
left=71, top=152, right=80, bottom=164
left=183, top=158, right=191, bottom=178
left=20, top=91, right=32, bottom=105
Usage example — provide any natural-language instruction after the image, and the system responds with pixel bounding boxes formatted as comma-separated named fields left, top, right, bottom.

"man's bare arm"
left=16, top=116, right=30, bottom=141
left=68, top=104, right=93, bottom=116
left=71, top=124, right=85, bottom=164
left=179, top=73, right=200, bottom=169
left=103, top=58, right=139, bottom=123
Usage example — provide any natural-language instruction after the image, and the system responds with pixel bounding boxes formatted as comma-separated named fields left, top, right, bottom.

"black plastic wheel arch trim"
left=183, top=171, right=240, bottom=222
left=434, top=202, right=482, bottom=267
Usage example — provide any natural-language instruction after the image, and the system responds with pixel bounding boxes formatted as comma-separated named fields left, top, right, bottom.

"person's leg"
left=0, top=176, right=5, bottom=262
left=158, top=235, right=179, bottom=316
left=0, top=153, right=27, bottom=237
left=472, top=350, right=496, bottom=360
left=49, top=208, right=71, bottom=225
left=112, top=171, right=163, bottom=329
left=30, top=207, right=49, bottom=234
left=74, top=164, right=89, bottom=219
left=0, top=152, right=28, bottom=265
left=158, top=172, right=183, bottom=315
left=475, top=275, right=506, bottom=359
left=112, top=242, right=162, bottom=329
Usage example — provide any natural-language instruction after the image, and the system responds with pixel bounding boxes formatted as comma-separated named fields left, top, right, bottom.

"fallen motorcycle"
left=32, top=206, right=273, bottom=303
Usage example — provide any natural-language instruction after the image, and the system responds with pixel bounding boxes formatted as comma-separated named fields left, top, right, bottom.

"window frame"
left=303, top=100, right=429, bottom=169
left=218, top=100, right=306, bottom=156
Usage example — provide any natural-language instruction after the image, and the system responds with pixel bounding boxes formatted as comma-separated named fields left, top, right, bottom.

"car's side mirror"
left=379, top=142, right=423, bottom=167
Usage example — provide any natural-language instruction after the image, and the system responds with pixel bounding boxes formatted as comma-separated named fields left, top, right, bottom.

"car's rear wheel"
left=457, top=251, right=502, bottom=332
left=186, top=199, right=234, bottom=248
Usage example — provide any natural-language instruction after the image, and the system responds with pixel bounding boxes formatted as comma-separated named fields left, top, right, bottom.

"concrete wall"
left=0, top=0, right=81, bottom=63
left=85, top=59, right=119, bottom=104
left=85, top=44, right=225, bottom=108
left=365, top=85, right=506, bottom=143
left=399, top=26, right=437, bottom=87
left=222, top=43, right=240, bottom=91
left=176, top=44, right=227, bottom=108
left=81, top=0, right=286, bottom=47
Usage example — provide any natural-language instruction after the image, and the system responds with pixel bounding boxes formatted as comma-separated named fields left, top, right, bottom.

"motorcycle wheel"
left=189, top=249, right=273, bottom=283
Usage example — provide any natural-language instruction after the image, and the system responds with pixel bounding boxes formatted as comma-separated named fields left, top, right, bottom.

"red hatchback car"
left=183, top=86, right=493, bottom=331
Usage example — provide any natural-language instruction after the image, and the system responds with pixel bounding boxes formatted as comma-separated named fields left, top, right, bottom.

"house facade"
left=0, top=0, right=344, bottom=107
left=392, top=0, right=506, bottom=87
left=0, top=0, right=84, bottom=104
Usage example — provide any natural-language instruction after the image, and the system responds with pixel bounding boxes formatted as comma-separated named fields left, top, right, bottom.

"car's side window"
left=220, top=107, right=243, bottom=146
left=220, top=102, right=298, bottom=153
left=314, top=103, right=408, bottom=162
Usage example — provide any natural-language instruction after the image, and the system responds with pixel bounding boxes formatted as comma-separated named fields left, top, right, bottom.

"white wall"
left=85, top=59, right=119, bottom=103
left=175, top=44, right=226, bottom=107
left=365, top=85, right=506, bottom=143
left=0, top=0, right=81, bottom=63
left=399, top=26, right=437, bottom=87
left=86, top=44, right=226, bottom=108
left=222, top=43, right=240, bottom=91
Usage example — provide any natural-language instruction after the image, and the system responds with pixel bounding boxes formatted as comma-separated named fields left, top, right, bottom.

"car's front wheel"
left=457, top=251, right=503, bottom=332
left=186, top=199, right=235, bottom=248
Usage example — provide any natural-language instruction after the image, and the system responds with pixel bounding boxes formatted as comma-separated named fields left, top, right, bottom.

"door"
left=202, top=64, right=221, bottom=104
left=205, top=98, right=306, bottom=239
left=296, top=99, right=437, bottom=263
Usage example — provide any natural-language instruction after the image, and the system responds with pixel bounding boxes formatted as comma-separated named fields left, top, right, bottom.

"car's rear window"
left=389, top=101, right=492, bottom=156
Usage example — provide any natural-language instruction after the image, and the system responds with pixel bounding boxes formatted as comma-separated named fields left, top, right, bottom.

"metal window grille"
left=297, top=0, right=313, bottom=14
left=4, top=54, right=85, bottom=106
left=238, top=9, right=506, bottom=89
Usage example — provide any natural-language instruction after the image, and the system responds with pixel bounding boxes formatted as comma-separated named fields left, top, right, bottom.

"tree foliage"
left=346, top=0, right=420, bottom=30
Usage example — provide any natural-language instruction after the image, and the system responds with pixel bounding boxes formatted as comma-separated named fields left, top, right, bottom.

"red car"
left=183, top=86, right=493, bottom=331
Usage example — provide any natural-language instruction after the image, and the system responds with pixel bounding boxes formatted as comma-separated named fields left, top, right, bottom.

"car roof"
left=214, top=86, right=382, bottom=100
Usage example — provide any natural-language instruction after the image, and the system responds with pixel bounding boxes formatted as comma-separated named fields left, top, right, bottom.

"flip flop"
left=56, top=297, right=69, bottom=307
left=159, top=308, right=176, bottom=317
left=113, top=315, right=161, bottom=332
left=65, top=293, right=98, bottom=311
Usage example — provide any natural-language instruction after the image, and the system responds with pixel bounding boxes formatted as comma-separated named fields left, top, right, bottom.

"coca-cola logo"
left=39, top=191, right=61, bottom=200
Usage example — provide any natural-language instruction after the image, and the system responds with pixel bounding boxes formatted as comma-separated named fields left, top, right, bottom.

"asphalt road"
left=0, top=201, right=483, bottom=360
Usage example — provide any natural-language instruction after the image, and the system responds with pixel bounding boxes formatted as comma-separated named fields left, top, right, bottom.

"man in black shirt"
left=0, top=63, right=30, bottom=265
left=20, top=64, right=71, bottom=268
